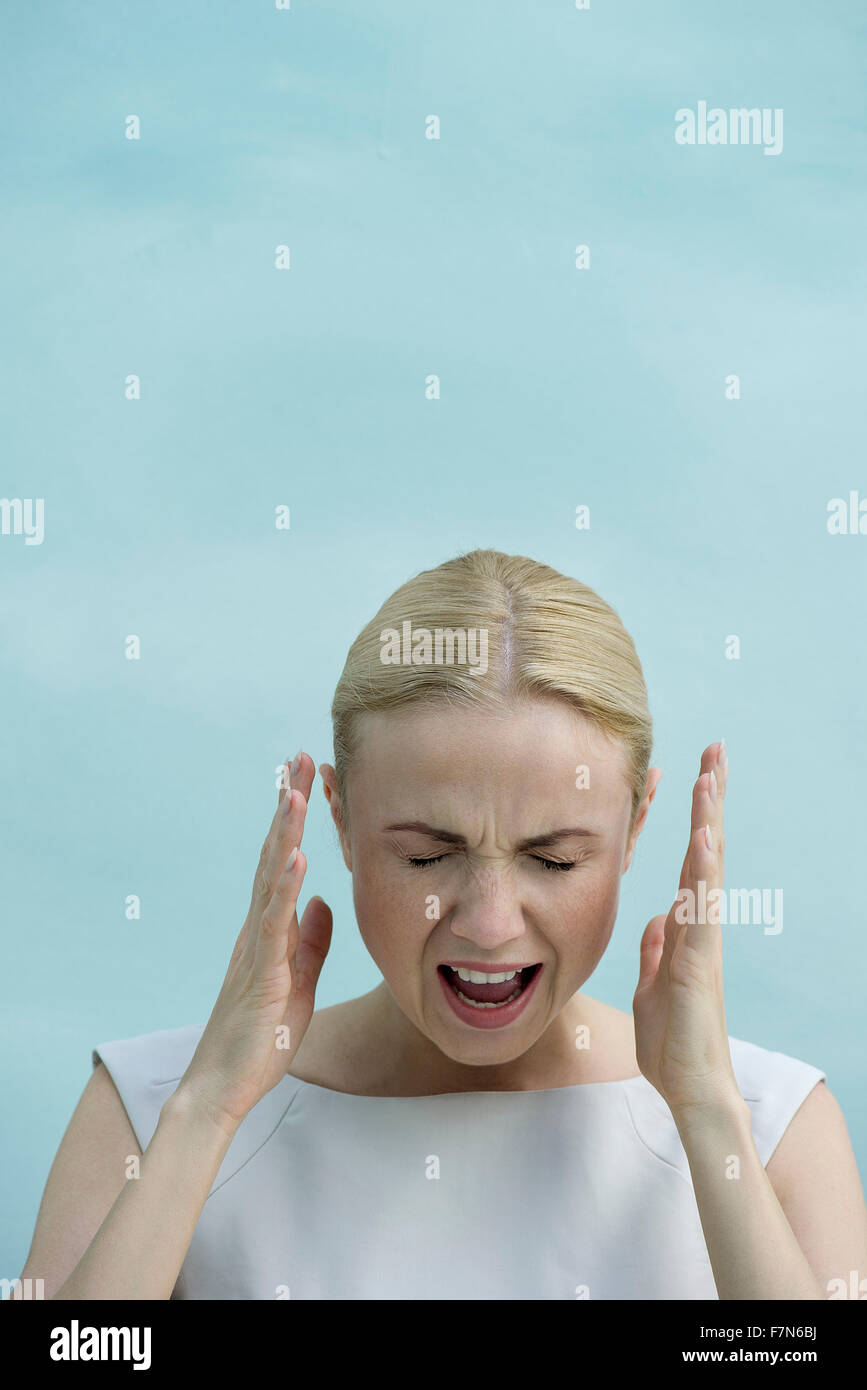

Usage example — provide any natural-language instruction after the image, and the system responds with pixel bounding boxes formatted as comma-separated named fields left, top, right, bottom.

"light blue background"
left=2, top=0, right=865, bottom=1278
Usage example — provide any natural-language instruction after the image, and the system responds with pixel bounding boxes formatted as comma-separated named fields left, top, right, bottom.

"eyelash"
left=405, top=854, right=578, bottom=872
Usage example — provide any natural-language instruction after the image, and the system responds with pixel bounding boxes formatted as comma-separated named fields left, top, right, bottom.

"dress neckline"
left=287, top=1068, right=649, bottom=1102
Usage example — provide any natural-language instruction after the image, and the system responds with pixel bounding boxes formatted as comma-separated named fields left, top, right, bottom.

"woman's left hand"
left=633, top=740, right=741, bottom=1117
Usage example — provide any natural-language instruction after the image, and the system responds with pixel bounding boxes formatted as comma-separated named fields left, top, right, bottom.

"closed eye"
left=405, top=854, right=579, bottom=871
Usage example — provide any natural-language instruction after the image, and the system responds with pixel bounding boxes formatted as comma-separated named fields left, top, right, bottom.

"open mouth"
left=437, top=963, right=542, bottom=1010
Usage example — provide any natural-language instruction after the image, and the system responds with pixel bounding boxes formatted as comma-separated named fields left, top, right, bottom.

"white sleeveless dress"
left=92, top=1023, right=824, bottom=1300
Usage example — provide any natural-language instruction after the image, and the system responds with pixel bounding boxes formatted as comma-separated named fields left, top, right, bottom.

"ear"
left=319, top=762, right=352, bottom=871
left=621, top=766, right=662, bottom=875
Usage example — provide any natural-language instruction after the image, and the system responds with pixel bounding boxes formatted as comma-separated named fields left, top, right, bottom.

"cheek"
left=350, top=852, right=422, bottom=966
left=547, top=864, right=623, bottom=959
left=582, top=864, right=623, bottom=921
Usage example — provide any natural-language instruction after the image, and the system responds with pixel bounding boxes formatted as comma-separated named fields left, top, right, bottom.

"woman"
left=20, top=549, right=867, bottom=1299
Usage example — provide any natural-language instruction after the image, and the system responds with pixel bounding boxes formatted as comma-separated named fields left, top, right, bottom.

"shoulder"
left=726, top=1035, right=827, bottom=1164
left=18, top=1031, right=196, bottom=1298
left=621, top=1033, right=831, bottom=1180
left=762, top=1075, right=867, bottom=1293
left=92, top=1023, right=207, bottom=1150
left=772, top=1073, right=861, bottom=1195
left=93, top=1021, right=205, bottom=1080
left=93, top=1022, right=312, bottom=1191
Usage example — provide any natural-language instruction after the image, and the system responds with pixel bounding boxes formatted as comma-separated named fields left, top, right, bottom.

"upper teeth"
left=450, top=967, right=520, bottom=984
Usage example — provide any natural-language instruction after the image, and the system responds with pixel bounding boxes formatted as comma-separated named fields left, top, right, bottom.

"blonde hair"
left=330, top=548, right=653, bottom=833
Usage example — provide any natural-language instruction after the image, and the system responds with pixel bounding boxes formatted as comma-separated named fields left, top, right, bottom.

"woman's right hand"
left=178, top=750, right=333, bottom=1130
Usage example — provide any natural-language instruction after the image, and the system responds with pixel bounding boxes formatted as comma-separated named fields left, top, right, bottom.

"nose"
left=447, top=865, right=527, bottom=954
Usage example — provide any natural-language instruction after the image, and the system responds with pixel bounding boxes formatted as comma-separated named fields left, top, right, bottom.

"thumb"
left=636, top=914, right=666, bottom=990
left=294, top=896, right=333, bottom=1002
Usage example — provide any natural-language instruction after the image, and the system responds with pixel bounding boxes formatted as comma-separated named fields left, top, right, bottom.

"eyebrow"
left=382, top=821, right=602, bottom=850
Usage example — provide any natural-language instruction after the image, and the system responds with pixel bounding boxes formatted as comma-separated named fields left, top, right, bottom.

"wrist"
left=162, top=1080, right=245, bottom=1145
left=669, top=1085, right=752, bottom=1141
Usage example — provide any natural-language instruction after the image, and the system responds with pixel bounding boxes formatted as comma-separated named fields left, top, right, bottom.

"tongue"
left=448, top=969, right=524, bottom=1004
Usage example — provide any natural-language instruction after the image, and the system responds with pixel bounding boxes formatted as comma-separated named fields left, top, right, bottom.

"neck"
left=362, top=981, right=597, bottom=1095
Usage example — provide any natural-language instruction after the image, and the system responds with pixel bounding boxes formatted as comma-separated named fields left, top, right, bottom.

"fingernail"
left=719, top=738, right=726, bottom=761
left=290, top=750, right=302, bottom=777
left=709, top=768, right=718, bottom=802
left=286, top=846, right=298, bottom=870
left=704, top=823, right=713, bottom=851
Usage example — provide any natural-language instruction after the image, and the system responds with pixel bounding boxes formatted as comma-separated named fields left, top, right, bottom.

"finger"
left=677, top=742, right=726, bottom=892
left=232, top=771, right=309, bottom=974
left=681, top=747, right=726, bottom=955
left=293, top=896, right=334, bottom=1006
left=238, top=786, right=308, bottom=971
left=255, top=846, right=308, bottom=976
left=701, top=739, right=727, bottom=841
left=702, top=739, right=726, bottom=878
left=258, top=785, right=308, bottom=910
left=276, top=749, right=314, bottom=810
left=657, top=744, right=727, bottom=965
left=287, top=749, right=315, bottom=805
left=636, top=914, right=666, bottom=991
left=277, top=754, right=293, bottom=806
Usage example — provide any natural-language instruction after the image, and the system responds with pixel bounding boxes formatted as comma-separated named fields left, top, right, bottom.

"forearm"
left=54, top=1088, right=239, bottom=1300
left=674, top=1094, right=824, bottom=1301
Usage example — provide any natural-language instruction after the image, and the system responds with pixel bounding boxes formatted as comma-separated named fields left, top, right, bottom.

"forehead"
left=348, top=697, right=631, bottom=816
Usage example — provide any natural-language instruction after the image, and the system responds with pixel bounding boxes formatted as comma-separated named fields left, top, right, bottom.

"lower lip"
left=437, top=965, right=544, bottom=1030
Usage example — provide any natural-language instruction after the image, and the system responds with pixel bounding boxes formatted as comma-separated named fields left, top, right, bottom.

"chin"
left=431, top=1026, right=540, bottom=1068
